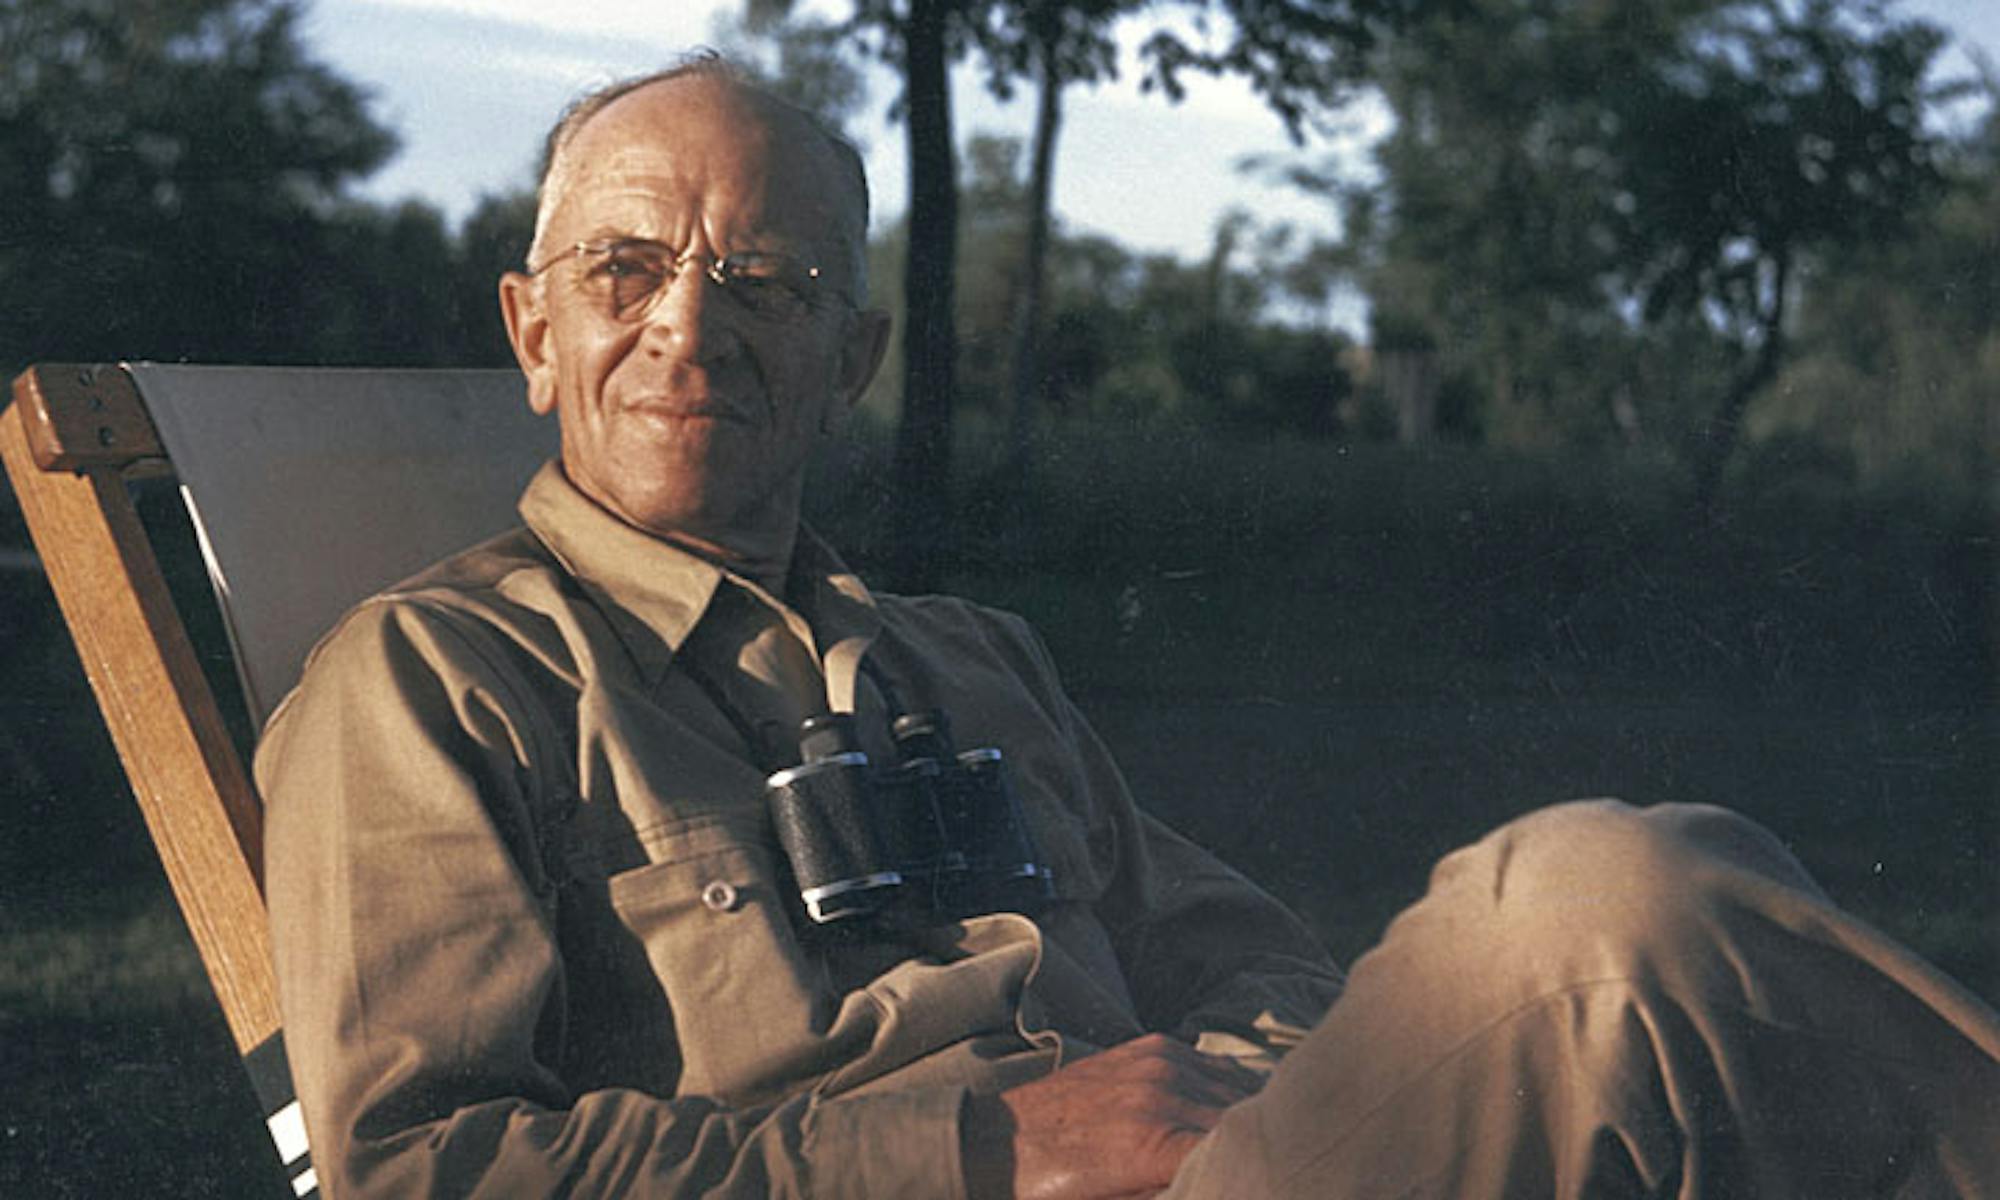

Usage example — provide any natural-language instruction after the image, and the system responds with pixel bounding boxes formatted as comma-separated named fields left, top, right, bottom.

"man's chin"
left=608, top=476, right=767, bottom=549
left=566, top=440, right=801, bottom=565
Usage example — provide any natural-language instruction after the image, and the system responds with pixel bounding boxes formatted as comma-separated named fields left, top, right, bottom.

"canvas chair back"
left=1, top=363, right=553, bottom=1197
left=134, top=365, right=551, bottom=724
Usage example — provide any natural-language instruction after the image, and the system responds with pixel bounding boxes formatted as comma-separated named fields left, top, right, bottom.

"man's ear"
left=826, top=307, right=892, bottom=429
left=499, top=271, right=558, bottom=416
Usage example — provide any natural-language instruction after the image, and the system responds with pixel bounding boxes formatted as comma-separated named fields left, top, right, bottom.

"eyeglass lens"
left=575, top=241, right=822, bottom=323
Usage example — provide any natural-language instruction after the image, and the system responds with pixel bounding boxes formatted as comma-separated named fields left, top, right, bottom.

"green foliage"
left=0, top=0, right=537, bottom=370
left=1614, top=0, right=1944, bottom=332
left=785, top=0, right=1435, bottom=585
left=1136, top=0, right=1438, bottom=137
left=452, top=190, right=540, bottom=364
left=855, top=135, right=1357, bottom=440
left=936, top=140, right=1358, bottom=437
left=1755, top=100, right=2000, bottom=491
left=967, top=0, right=1129, bottom=100
left=913, top=423, right=1991, bottom=710
left=0, top=0, right=395, bottom=363
left=715, top=1, right=872, bottom=135
left=1284, top=0, right=1955, bottom=494
left=1311, top=0, right=1708, bottom=447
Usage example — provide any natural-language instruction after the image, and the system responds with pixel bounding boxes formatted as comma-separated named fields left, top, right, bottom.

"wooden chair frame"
left=3, top=363, right=312, bottom=1196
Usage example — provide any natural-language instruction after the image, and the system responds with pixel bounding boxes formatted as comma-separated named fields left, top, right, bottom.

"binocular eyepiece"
left=765, top=710, right=1055, bottom=926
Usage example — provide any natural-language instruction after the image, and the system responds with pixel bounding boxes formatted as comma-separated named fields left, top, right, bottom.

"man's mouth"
left=625, top=396, right=746, bottom=423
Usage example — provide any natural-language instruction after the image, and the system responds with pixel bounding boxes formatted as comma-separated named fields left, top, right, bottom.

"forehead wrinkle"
left=555, top=108, right=769, bottom=218
left=547, top=168, right=796, bottom=259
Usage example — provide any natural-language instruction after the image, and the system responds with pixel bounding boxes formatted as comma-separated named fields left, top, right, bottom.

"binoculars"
left=765, top=710, right=1056, bottom=927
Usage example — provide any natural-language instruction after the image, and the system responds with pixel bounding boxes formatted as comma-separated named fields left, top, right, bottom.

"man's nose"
left=638, top=263, right=740, bottom=363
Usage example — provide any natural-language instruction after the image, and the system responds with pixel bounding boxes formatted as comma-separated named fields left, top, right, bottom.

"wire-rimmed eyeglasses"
left=529, top=237, right=843, bottom=325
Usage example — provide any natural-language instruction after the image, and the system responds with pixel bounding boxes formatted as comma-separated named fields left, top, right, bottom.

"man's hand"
left=963, top=1033, right=1264, bottom=1200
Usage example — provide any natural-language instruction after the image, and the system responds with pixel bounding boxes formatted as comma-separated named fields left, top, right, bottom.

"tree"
left=452, top=190, right=541, bottom=366
left=980, top=0, right=1453, bottom=475
left=952, top=149, right=1356, bottom=436
left=1613, top=0, right=1947, bottom=510
left=1301, top=0, right=1949, bottom=510
left=0, top=0, right=396, bottom=367
left=953, top=134, right=1035, bottom=413
left=753, top=0, right=1431, bottom=585
left=308, top=200, right=462, bottom=365
left=725, top=0, right=874, bottom=133
left=963, top=1, right=1127, bottom=474
left=760, top=0, right=970, bottom=588
left=1287, top=0, right=1734, bottom=449
left=1758, top=90, right=2000, bottom=494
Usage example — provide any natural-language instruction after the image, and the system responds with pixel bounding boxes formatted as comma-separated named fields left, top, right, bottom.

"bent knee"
left=1436, top=800, right=1825, bottom=961
left=1502, top=799, right=1816, bottom=894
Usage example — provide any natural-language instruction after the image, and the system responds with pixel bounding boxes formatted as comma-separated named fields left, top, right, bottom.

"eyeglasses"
left=529, top=237, right=841, bottom=325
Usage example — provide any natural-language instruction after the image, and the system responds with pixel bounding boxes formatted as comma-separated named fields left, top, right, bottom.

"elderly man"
left=260, top=58, right=2000, bottom=1199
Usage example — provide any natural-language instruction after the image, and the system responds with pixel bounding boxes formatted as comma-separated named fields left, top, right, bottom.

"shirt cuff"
left=802, top=1085, right=970, bottom=1200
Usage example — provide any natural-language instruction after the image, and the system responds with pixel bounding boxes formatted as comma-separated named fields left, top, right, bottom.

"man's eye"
left=731, top=252, right=818, bottom=286
left=721, top=257, right=815, bottom=315
left=598, top=252, right=665, bottom=280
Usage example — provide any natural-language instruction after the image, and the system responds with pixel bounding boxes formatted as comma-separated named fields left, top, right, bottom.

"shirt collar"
left=517, top=460, right=881, bottom=697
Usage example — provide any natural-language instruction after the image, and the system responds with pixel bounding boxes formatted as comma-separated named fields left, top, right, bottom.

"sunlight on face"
left=501, top=75, right=888, bottom=565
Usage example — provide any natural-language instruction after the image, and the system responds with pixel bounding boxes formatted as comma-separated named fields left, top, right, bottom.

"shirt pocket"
left=605, top=816, right=855, bottom=1105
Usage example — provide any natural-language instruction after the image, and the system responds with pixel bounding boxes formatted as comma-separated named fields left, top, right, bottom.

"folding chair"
left=1, top=363, right=554, bottom=1198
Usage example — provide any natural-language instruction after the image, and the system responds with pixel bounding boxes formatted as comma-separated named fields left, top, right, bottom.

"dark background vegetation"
left=2, top=0, right=1994, bottom=1194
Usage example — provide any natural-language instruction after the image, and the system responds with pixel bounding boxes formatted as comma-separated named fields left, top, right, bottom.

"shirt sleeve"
left=995, top=610, right=1346, bottom=1067
left=258, top=597, right=969, bottom=1199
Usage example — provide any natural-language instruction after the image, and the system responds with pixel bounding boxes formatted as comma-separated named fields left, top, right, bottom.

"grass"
left=2, top=426, right=1993, bottom=1194
left=819, top=424, right=1997, bottom=991
left=0, top=897, right=211, bottom=1020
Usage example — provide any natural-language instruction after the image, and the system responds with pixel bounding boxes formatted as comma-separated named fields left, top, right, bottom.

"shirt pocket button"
left=700, top=880, right=741, bottom=912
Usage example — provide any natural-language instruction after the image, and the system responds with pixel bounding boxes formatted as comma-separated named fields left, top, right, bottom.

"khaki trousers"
left=1165, top=801, right=2000, bottom=1198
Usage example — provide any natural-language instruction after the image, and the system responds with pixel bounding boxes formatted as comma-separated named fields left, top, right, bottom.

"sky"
left=300, top=0, right=2000, bottom=268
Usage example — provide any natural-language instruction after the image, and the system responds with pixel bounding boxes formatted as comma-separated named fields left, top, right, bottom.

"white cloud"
left=339, top=0, right=728, bottom=45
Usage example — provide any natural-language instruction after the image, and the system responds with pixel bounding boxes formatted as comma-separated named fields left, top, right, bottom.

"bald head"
left=530, top=60, right=872, bottom=301
left=496, top=56, right=894, bottom=569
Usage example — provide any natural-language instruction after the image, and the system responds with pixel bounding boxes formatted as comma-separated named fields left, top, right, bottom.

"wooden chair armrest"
left=12, top=362, right=165, bottom=472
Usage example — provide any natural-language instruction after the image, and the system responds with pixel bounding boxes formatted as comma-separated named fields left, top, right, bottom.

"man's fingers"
left=1188, top=1052, right=1265, bottom=1097
left=1165, top=1100, right=1232, bottom=1135
left=1164, top=1066, right=1254, bottom=1112
left=980, top=1034, right=1268, bottom=1199
left=1114, top=1034, right=1263, bottom=1104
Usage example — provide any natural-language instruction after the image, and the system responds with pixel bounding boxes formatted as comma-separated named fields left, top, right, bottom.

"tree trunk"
left=1005, top=24, right=1063, bottom=480
left=893, top=0, right=959, bottom=591
left=1381, top=348, right=1441, bottom=444
left=1691, top=250, right=1791, bottom=520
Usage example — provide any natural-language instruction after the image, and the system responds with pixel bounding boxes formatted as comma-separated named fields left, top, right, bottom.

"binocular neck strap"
left=671, top=640, right=918, bottom=774
left=670, top=648, right=789, bottom=774
left=857, top=654, right=910, bottom=721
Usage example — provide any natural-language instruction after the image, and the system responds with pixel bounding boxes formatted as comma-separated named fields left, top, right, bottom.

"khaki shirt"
left=259, top=463, right=1343, bottom=1198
